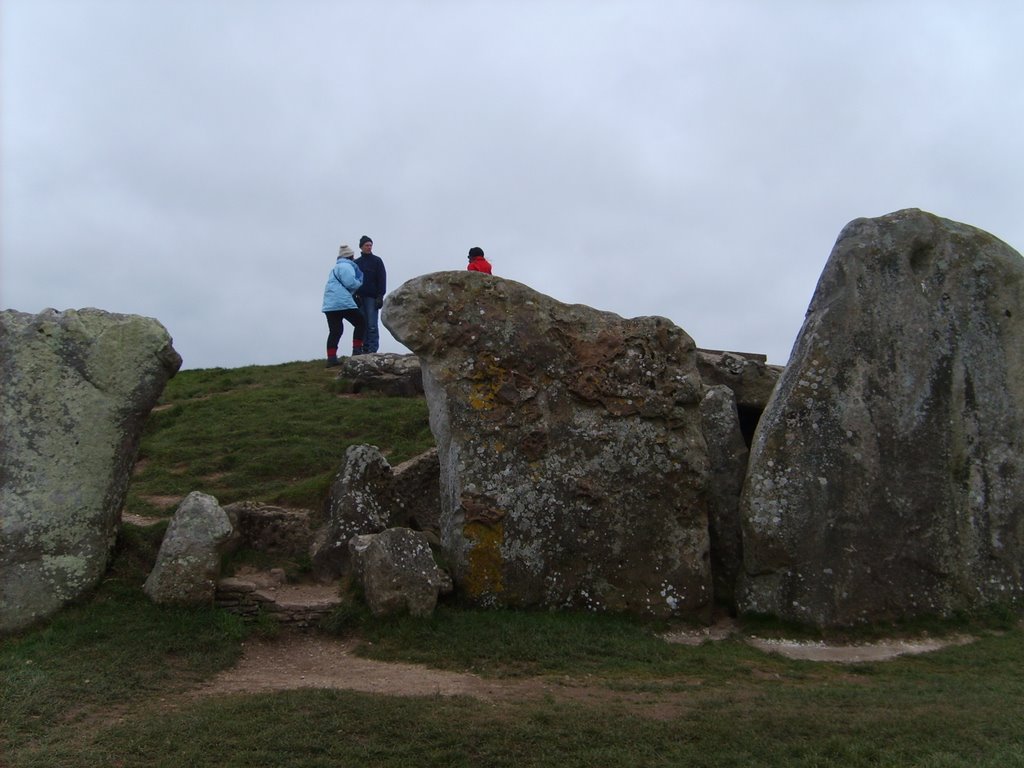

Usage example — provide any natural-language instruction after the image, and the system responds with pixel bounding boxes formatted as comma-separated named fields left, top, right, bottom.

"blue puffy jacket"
left=322, top=258, right=363, bottom=311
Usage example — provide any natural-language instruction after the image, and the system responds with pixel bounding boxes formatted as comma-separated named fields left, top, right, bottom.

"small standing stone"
left=144, top=492, right=235, bottom=605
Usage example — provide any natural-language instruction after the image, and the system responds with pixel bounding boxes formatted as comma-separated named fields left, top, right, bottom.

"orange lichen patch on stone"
left=466, top=358, right=509, bottom=411
left=463, top=520, right=504, bottom=601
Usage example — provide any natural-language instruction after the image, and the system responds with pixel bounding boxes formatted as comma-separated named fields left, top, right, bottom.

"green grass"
left=5, top=593, right=1024, bottom=767
left=0, top=528, right=248, bottom=759
left=125, top=360, right=434, bottom=515
left=3, top=359, right=1024, bottom=767
left=18, top=680, right=1022, bottom=768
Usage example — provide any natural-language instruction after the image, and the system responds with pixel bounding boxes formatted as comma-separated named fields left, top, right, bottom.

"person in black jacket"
left=354, top=235, right=387, bottom=354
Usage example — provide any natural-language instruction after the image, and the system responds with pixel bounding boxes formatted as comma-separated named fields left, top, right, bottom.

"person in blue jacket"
left=321, top=244, right=365, bottom=366
left=354, top=235, right=387, bottom=354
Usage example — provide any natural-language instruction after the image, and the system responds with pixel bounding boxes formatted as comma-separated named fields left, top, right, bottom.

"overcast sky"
left=2, top=1, right=1021, bottom=369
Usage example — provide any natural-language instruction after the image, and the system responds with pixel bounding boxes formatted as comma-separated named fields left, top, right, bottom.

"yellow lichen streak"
left=463, top=520, right=504, bottom=602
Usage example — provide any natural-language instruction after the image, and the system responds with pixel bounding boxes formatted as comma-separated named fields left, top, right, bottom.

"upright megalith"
left=738, top=209, right=1024, bottom=627
left=144, top=492, right=235, bottom=605
left=310, top=444, right=394, bottom=582
left=699, top=385, right=748, bottom=606
left=383, top=272, right=712, bottom=618
left=1, top=308, right=182, bottom=633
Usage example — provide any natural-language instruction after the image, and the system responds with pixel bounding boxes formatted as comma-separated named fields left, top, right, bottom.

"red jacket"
left=467, top=255, right=493, bottom=274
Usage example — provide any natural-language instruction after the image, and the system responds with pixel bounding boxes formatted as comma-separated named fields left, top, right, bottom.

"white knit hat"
left=338, top=244, right=355, bottom=259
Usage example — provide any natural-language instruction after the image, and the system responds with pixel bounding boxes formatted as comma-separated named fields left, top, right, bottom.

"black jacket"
left=355, top=252, right=387, bottom=300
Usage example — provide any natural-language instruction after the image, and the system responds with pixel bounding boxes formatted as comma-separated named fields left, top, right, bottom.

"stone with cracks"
left=383, top=272, right=712, bottom=618
left=699, top=385, right=749, bottom=606
left=0, top=308, right=181, bottom=633
left=738, top=209, right=1024, bottom=627
left=310, top=445, right=443, bottom=581
left=348, top=527, right=452, bottom=617
left=222, top=501, right=314, bottom=559
left=336, top=352, right=424, bottom=396
left=388, top=447, right=442, bottom=542
left=144, top=492, right=235, bottom=605
left=310, top=444, right=393, bottom=582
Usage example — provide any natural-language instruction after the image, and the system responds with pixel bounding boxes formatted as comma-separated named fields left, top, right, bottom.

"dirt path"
left=187, top=634, right=697, bottom=719
left=179, top=624, right=975, bottom=722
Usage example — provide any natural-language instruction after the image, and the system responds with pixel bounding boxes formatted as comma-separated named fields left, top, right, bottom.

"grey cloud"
left=3, top=1, right=1022, bottom=369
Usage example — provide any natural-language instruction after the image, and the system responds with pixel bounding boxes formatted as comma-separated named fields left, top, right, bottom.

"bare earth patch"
left=121, top=512, right=167, bottom=526
left=174, top=616, right=975, bottom=721
left=745, top=634, right=976, bottom=662
left=156, top=571, right=981, bottom=713
left=188, top=634, right=694, bottom=719
left=661, top=618, right=976, bottom=662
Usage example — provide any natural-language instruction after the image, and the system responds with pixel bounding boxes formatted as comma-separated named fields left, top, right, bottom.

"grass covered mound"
left=125, top=359, right=435, bottom=516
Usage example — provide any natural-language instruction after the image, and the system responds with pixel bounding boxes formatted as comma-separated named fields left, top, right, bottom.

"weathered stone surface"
left=310, top=444, right=394, bottom=581
left=348, top=528, right=452, bottom=617
left=310, top=445, right=443, bottom=580
left=336, top=353, right=424, bottom=396
left=696, top=349, right=783, bottom=445
left=389, top=447, right=441, bottom=541
left=699, top=385, right=749, bottom=606
left=696, top=350, right=782, bottom=410
left=738, top=209, right=1024, bottom=627
left=144, top=491, right=234, bottom=605
left=382, top=272, right=712, bottom=618
left=222, top=501, right=314, bottom=558
left=214, top=575, right=342, bottom=628
left=0, top=308, right=181, bottom=633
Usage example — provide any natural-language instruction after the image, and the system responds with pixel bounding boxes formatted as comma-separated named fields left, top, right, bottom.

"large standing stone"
left=1, top=308, right=181, bottom=633
left=738, top=209, right=1024, bottom=627
left=383, top=272, right=712, bottom=618
left=144, top=491, right=235, bottom=605
left=699, top=385, right=749, bottom=606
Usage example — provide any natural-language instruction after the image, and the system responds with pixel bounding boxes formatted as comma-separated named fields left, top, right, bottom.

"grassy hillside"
left=125, top=360, right=435, bottom=516
left=2, top=360, right=1023, bottom=767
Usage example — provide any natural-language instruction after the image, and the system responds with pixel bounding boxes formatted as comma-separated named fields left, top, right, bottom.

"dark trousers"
left=358, top=297, right=380, bottom=352
left=324, top=309, right=366, bottom=356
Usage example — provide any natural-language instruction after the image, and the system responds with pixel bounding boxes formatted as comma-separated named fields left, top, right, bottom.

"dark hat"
left=359, top=235, right=373, bottom=247
left=468, top=246, right=484, bottom=258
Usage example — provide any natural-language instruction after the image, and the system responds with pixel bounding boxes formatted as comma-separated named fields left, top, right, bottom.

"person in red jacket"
left=467, top=246, right=492, bottom=274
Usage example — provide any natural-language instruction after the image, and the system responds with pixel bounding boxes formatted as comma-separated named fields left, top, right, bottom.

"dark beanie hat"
left=468, top=247, right=484, bottom=258
left=359, top=235, right=373, bottom=247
